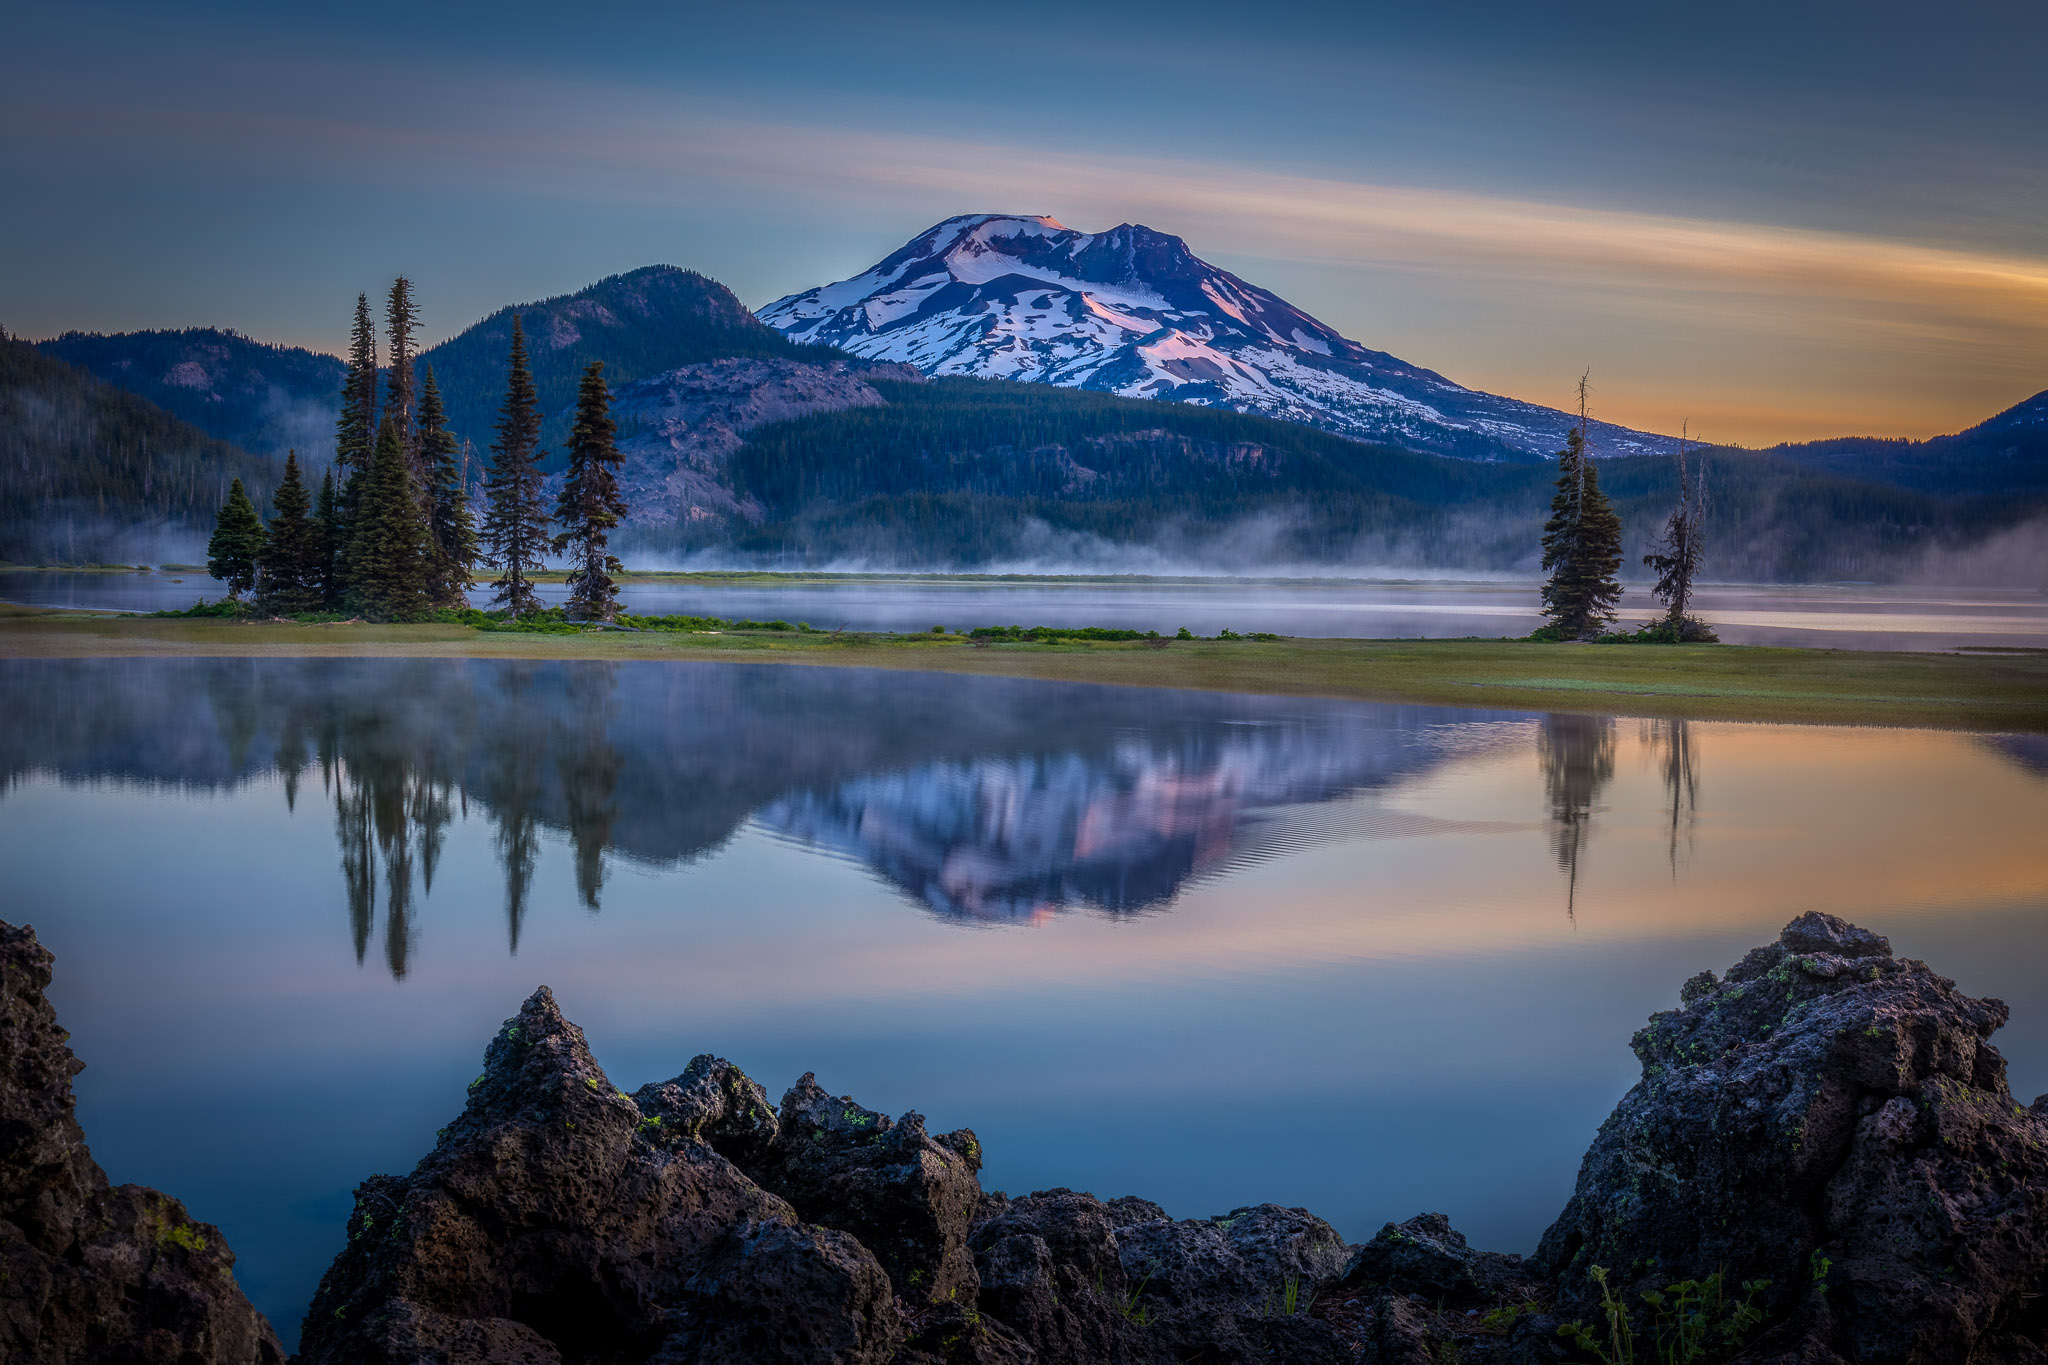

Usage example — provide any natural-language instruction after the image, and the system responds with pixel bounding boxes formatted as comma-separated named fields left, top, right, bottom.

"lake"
left=2, top=656, right=2046, bottom=1349
left=7, top=569, right=2048, bottom=650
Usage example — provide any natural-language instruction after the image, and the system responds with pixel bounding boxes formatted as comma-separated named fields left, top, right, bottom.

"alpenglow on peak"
left=759, top=213, right=1673, bottom=460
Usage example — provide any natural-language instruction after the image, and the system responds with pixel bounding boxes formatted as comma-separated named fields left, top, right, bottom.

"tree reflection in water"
left=1645, top=718, right=1700, bottom=876
left=1538, top=713, right=1616, bottom=917
left=2, top=658, right=1532, bottom=977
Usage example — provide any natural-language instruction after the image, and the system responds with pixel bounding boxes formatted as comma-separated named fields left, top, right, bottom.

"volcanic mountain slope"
left=760, top=214, right=1677, bottom=461
left=38, top=327, right=345, bottom=462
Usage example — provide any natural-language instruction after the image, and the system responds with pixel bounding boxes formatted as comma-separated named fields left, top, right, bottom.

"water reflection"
left=1538, top=714, right=1617, bottom=914
left=16, top=658, right=2042, bottom=972
left=0, top=659, right=1530, bottom=964
left=1646, top=719, right=1700, bottom=875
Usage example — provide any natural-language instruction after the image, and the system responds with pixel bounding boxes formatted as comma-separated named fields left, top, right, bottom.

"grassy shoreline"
left=4, top=603, right=2044, bottom=731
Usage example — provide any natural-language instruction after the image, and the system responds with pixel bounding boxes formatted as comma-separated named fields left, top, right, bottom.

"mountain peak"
left=761, top=216, right=1673, bottom=460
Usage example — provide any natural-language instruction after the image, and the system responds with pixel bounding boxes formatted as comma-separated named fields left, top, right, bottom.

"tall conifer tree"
left=345, top=417, right=435, bottom=620
left=314, top=466, right=342, bottom=608
left=418, top=365, right=478, bottom=607
left=385, top=277, right=422, bottom=484
left=336, top=294, right=379, bottom=483
left=206, top=478, right=267, bottom=599
left=330, top=292, right=379, bottom=598
left=1539, top=381, right=1624, bottom=638
left=481, top=315, right=549, bottom=617
left=257, top=451, right=324, bottom=614
left=552, top=361, right=628, bottom=621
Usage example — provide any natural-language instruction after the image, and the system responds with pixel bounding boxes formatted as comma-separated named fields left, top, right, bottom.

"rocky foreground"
left=4, top=914, right=2047, bottom=1364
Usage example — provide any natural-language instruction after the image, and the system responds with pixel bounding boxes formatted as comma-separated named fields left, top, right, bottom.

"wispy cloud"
left=7, top=57, right=2044, bottom=443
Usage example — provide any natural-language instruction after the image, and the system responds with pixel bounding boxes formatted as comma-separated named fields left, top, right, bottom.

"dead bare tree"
left=1643, top=422, right=1716, bottom=641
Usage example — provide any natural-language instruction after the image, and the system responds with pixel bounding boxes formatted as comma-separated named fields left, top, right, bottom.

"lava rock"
left=1341, top=1212, right=1532, bottom=1304
left=0, top=920, right=283, bottom=1365
left=630, top=1054, right=780, bottom=1171
left=294, top=987, right=900, bottom=1365
left=1536, top=911, right=2048, bottom=1364
left=751, top=1074, right=985, bottom=1311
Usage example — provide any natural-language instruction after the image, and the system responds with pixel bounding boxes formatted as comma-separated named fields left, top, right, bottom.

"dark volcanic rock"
left=1537, top=911, right=2048, bottom=1364
left=753, top=1074, right=985, bottom=1310
left=294, top=987, right=900, bottom=1365
left=1339, top=1212, right=1533, bottom=1304
left=967, top=1187, right=1352, bottom=1364
left=0, top=920, right=282, bottom=1365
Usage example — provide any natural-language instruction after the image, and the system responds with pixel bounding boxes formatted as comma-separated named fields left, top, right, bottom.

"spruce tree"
left=481, top=314, right=549, bottom=617
left=336, top=293, right=379, bottom=483
left=314, top=466, right=342, bottom=608
left=331, top=292, right=379, bottom=598
left=257, top=451, right=324, bottom=614
left=418, top=365, right=478, bottom=607
left=552, top=360, right=629, bottom=621
left=385, top=277, right=422, bottom=484
left=344, top=417, right=435, bottom=620
left=1539, top=423, right=1624, bottom=638
left=206, top=478, right=267, bottom=599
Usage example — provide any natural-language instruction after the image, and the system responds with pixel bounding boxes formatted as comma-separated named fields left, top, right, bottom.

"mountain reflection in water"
left=1, top=659, right=1569, bottom=968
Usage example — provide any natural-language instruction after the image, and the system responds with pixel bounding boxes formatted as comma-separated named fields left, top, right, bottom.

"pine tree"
left=481, top=314, right=549, bottom=617
left=314, top=466, right=342, bottom=608
left=257, top=451, right=325, bottom=614
left=206, top=477, right=267, bottom=599
left=552, top=361, right=628, bottom=621
left=1643, top=426, right=1715, bottom=641
left=336, top=293, right=379, bottom=483
left=419, top=365, right=478, bottom=606
left=1539, top=377, right=1624, bottom=639
left=331, top=293, right=379, bottom=598
left=385, top=277, right=422, bottom=484
left=344, top=417, right=435, bottom=620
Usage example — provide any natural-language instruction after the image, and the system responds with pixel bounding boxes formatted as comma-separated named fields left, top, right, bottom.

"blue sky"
left=4, top=0, right=2044, bottom=443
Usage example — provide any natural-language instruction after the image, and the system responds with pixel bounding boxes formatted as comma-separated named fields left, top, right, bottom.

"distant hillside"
left=670, top=377, right=2041, bottom=580
left=0, top=335, right=280, bottom=563
left=38, top=327, right=344, bottom=463
left=419, top=265, right=813, bottom=463
left=1761, top=390, right=2048, bottom=499
left=33, top=268, right=813, bottom=476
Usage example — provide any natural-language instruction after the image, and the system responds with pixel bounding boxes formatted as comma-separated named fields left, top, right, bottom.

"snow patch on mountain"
left=761, top=214, right=1676, bottom=460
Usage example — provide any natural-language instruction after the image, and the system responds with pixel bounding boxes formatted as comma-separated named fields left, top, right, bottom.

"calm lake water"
left=8, top=570, right=2047, bottom=650
left=2, top=657, right=2046, bottom=1348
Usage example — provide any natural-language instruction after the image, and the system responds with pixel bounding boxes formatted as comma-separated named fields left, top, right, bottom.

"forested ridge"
left=37, top=327, right=345, bottom=461
left=707, top=377, right=2045, bottom=578
left=0, top=335, right=281, bottom=563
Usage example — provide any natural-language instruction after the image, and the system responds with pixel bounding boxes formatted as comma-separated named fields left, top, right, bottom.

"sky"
left=3, top=0, right=2044, bottom=446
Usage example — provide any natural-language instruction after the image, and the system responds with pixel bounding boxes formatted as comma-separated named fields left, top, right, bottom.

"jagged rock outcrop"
left=0, top=921, right=282, bottom=1365
left=965, top=1188, right=1352, bottom=1364
left=25, top=906, right=2039, bottom=1364
left=753, top=1074, right=986, bottom=1310
left=1537, top=912, right=2048, bottom=1364
left=294, top=988, right=902, bottom=1365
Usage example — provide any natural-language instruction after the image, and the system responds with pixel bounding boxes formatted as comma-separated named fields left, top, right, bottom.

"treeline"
left=0, top=331, right=282, bottom=563
left=209, top=282, right=631, bottom=622
left=695, top=376, right=2042, bottom=582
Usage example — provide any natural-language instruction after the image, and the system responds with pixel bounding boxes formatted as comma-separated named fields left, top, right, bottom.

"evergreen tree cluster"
left=1538, top=423, right=1625, bottom=639
left=208, top=285, right=628, bottom=620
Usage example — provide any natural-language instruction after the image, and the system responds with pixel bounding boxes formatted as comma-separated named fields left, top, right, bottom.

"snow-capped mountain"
left=761, top=214, right=1676, bottom=460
